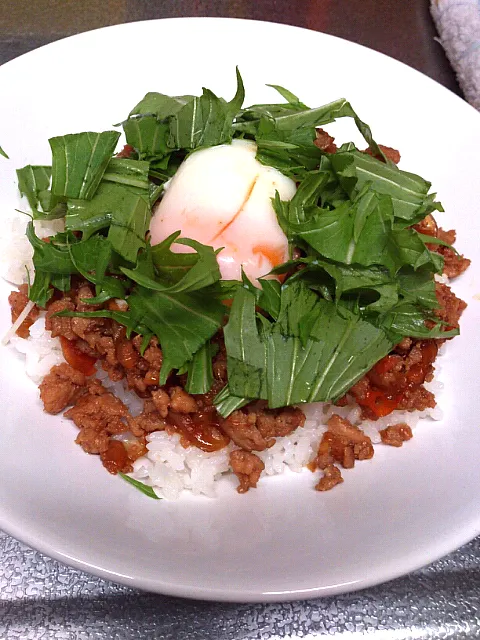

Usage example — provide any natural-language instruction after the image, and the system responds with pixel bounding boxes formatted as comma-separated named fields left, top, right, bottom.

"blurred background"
left=0, top=0, right=459, bottom=93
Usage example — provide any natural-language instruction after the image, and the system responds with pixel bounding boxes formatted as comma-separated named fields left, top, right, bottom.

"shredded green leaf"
left=118, top=473, right=161, bottom=499
left=223, top=283, right=394, bottom=408
left=18, top=69, right=453, bottom=422
left=184, top=341, right=219, bottom=394
left=50, top=131, right=120, bottom=200
left=17, top=165, right=51, bottom=210
left=214, top=384, right=252, bottom=418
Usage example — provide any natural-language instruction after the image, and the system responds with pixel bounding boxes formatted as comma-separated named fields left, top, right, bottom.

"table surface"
left=1, top=2, right=479, bottom=639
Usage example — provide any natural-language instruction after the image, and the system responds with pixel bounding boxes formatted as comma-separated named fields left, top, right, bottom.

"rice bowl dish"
left=2, top=19, right=480, bottom=604
left=2, top=71, right=469, bottom=500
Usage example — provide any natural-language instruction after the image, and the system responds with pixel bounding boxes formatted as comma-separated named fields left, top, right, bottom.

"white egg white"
left=149, top=139, right=296, bottom=283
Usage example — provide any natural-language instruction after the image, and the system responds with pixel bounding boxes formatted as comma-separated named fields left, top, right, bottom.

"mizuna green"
left=17, top=71, right=454, bottom=416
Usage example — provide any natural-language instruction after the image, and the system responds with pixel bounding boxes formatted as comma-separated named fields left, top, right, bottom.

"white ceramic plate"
left=1, top=18, right=480, bottom=603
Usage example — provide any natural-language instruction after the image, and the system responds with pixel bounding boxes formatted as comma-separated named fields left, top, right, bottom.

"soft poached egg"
left=149, top=139, right=296, bottom=283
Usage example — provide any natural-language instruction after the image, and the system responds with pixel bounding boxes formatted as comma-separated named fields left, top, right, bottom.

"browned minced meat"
left=115, top=144, right=136, bottom=159
left=428, top=227, right=470, bottom=279
left=39, top=363, right=87, bottom=414
left=368, top=341, right=438, bottom=391
left=55, top=378, right=146, bottom=473
left=211, top=331, right=228, bottom=377
left=364, top=144, right=401, bottom=164
left=166, top=410, right=230, bottom=453
left=61, top=379, right=138, bottom=474
left=437, top=227, right=456, bottom=244
left=221, top=411, right=273, bottom=451
left=45, top=299, right=77, bottom=340
left=314, top=128, right=337, bottom=153
left=313, top=414, right=374, bottom=471
left=169, top=386, right=198, bottom=413
left=8, top=284, right=40, bottom=338
left=220, top=405, right=305, bottom=452
left=434, top=244, right=470, bottom=279
left=100, top=439, right=131, bottom=474
left=346, top=275, right=468, bottom=419
left=414, top=215, right=470, bottom=279
left=151, top=388, right=170, bottom=417
left=129, top=410, right=167, bottom=437
left=314, top=126, right=401, bottom=166
left=229, top=450, right=265, bottom=493
left=44, top=283, right=166, bottom=404
left=99, top=436, right=147, bottom=475
left=70, top=285, right=111, bottom=343
left=123, top=336, right=163, bottom=394
left=124, top=438, right=148, bottom=461
left=380, top=423, right=413, bottom=447
left=38, top=285, right=233, bottom=468
left=315, top=464, right=344, bottom=492
left=414, top=213, right=438, bottom=238
left=345, top=377, right=370, bottom=407
left=397, top=386, right=435, bottom=412
left=65, top=383, right=129, bottom=437
left=255, top=405, right=306, bottom=438
left=344, top=338, right=440, bottom=419
left=75, top=428, right=110, bottom=456
left=435, top=282, right=467, bottom=330
left=394, top=336, right=413, bottom=353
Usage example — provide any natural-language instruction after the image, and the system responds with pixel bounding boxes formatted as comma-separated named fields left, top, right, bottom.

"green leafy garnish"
left=19, top=70, right=450, bottom=422
left=214, top=384, right=251, bottom=418
left=223, top=283, right=393, bottom=408
left=234, top=95, right=388, bottom=179
left=129, top=285, right=224, bottom=382
left=328, top=150, right=442, bottom=224
left=121, top=237, right=221, bottom=293
left=0, top=145, right=8, bottom=159
left=50, top=131, right=120, bottom=200
left=121, top=67, right=245, bottom=161
left=67, top=181, right=150, bottom=262
left=118, top=473, right=160, bottom=499
left=184, top=340, right=219, bottom=394
left=103, top=158, right=150, bottom=190
left=16, top=165, right=51, bottom=210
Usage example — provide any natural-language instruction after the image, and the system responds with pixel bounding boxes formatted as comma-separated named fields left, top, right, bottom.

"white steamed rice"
left=3, top=210, right=444, bottom=500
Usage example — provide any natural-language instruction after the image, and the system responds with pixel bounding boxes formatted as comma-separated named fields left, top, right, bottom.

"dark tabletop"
left=2, top=2, right=476, bottom=640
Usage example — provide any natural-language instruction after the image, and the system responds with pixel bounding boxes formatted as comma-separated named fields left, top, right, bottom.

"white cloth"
left=430, top=0, right=480, bottom=110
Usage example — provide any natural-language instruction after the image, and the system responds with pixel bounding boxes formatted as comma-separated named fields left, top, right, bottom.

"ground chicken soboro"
left=25, top=279, right=307, bottom=492
left=8, top=134, right=470, bottom=496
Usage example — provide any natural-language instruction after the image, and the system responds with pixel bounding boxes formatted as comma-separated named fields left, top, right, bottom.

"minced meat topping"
left=8, top=132, right=470, bottom=495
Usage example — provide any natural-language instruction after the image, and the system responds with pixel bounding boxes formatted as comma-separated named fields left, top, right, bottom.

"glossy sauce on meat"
left=167, top=409, right=230, bottom=453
